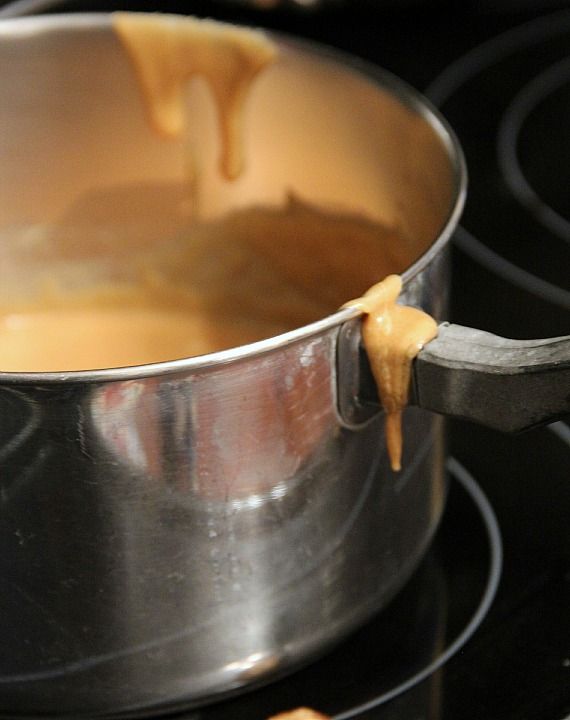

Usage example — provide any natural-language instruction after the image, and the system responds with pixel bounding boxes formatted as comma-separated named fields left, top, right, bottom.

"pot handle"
left=337, top=321, right=570, bottom=432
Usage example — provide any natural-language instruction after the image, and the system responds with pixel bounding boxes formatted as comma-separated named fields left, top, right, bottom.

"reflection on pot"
left=91, top=335, right=334, bottom=501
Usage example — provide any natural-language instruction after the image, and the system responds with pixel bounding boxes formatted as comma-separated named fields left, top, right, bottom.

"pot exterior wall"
left=0, top=16, right=457, bottom=715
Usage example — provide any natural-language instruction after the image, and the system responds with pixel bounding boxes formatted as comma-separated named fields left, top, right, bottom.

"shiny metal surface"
left=0, top=14, right=463, bottom=716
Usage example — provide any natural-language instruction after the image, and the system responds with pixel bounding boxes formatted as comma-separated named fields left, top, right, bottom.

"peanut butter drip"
left=112, top=12, right=277, bottom=180
left=346, top=275, right=438, bottom=471
left=268, top=709, right=330, bottom=720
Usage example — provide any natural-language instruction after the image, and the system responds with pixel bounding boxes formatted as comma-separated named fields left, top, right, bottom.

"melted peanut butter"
left=112, top=12, right=277, bottom=180
left=0, top=198, right=406, bottom=372
left=0, top=305, right=288, bottom=372
left=345, top=275, right=438, bottom=472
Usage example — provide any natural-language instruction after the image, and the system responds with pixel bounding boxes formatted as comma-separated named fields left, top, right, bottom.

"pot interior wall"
left=0, top=17, right=457, bottom=309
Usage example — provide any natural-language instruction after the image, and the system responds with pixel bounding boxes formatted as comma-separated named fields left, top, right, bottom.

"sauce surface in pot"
left=0, top=198, right=408, bottom=371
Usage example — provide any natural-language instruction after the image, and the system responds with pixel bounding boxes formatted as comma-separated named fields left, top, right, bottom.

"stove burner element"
left=333, top=458, right=502, bottom=720
left=497, top=56, right=570, bottom=246
left=452, top=225, right=570, bottom=311
left=426, top=9, right=570, bottom=312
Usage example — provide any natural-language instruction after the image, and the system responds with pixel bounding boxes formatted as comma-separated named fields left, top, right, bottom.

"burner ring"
left=333, top=457, right=503, bottom=720
left=497, top=56, right=570, bottom=245
left=426, top=9, right=570, bottom=108
left=426, top=10, right=570, bottom=309
left=453, top=225, right=570, bottom=310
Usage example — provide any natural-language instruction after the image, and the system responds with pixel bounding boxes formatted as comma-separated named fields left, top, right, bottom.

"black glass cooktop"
left=0, top=2, right=568, bottom=719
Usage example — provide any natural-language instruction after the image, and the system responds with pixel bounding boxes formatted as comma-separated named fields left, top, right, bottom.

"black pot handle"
left=337, top=321, right=570, bottom=432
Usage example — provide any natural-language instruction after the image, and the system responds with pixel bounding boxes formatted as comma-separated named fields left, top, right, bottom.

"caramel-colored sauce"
left=345, top=275, right=438, bottom=471
left=0, top=306, right=288, bottom=373
left=112, top=12, right=277, bottom=180
left=0, top=15, right=286, bottom=373
left=0, top=197, right=406, bottom=372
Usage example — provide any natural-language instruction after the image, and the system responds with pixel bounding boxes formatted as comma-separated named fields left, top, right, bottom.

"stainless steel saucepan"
left=0, top=14, right=568, bottom=718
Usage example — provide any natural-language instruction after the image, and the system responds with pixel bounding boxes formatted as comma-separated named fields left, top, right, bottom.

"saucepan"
left=0, top=13, right=568, bottom=718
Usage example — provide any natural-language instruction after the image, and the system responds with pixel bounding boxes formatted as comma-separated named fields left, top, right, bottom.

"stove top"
left=0, top=2, right=568, bottom=719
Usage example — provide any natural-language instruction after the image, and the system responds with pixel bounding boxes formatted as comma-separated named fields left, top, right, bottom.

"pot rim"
left=0, top=12, right=467, bottom=385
